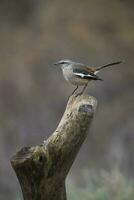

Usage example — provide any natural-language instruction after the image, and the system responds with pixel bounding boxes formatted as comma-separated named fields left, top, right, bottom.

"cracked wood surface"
left=11, top=95, right=97, bottom=200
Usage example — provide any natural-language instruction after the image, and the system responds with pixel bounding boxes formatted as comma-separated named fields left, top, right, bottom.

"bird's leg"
left=71, top=85, right=78, bottom=95
left=79, top=84, right=88, bottom=95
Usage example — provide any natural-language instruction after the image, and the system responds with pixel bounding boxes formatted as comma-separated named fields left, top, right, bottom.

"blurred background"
left=0, top=0, right=134, bottom=199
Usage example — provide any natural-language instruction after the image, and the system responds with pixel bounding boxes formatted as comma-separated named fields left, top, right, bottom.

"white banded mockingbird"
left=54, top=60, right=121, bottom=95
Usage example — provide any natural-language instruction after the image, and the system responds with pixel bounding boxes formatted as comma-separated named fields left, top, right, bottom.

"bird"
left=54, top=59, right=122, bottom=95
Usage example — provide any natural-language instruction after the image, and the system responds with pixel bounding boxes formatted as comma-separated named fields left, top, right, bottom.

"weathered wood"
left=11, top=95, right=97, bottom=200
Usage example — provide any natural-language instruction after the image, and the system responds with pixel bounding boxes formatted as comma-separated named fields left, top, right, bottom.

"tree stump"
left=11, top=94, right=97, bottom=200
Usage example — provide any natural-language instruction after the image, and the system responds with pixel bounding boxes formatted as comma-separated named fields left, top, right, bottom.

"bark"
left=11, top=94, right=97, bottom=200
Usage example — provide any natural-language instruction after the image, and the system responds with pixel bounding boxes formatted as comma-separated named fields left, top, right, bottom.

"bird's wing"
left=73, top=65, right=102, bottom=80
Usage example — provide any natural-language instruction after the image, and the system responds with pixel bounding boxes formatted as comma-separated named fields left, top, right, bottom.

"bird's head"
left=54, top=59, right=73, bottom=68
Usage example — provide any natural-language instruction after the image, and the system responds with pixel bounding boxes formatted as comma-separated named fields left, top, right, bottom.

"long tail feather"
left=96, top=61, right=122, bottom=71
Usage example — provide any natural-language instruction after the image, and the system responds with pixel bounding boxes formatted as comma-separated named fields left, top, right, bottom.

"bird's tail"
left=96, top=61, right=122, bottom=72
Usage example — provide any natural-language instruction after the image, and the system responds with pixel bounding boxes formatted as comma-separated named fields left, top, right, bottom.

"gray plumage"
left=54, top=59, right=121, bottom=95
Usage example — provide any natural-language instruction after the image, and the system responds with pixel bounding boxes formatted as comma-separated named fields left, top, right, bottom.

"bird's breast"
left=62, top=66, right=73, bottom=81
left=62, top=67, right=88, bottom=85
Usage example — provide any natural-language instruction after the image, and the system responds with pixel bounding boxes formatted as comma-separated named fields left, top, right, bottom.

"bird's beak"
left=53, top=62, right=58, bottom=66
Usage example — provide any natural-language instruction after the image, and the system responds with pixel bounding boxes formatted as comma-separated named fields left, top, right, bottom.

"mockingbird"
left=54, top=59, right=121, bottom=95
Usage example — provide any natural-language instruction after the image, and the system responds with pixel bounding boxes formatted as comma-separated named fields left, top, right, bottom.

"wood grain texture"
left=11, top=95, right=97, bottom=200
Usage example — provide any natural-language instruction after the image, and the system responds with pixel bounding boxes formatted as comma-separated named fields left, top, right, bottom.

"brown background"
left=0, top=0, right=134, bottom=199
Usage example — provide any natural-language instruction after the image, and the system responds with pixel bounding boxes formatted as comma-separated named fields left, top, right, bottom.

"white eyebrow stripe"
left=74, top=72, right=94, bottom=78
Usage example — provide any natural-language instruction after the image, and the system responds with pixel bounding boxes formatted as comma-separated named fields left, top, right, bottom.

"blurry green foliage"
left=67, top=167, right=134, bottom=200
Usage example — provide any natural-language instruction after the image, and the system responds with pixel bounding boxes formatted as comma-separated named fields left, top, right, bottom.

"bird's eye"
left=60, top=61, right=65, bottom=64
